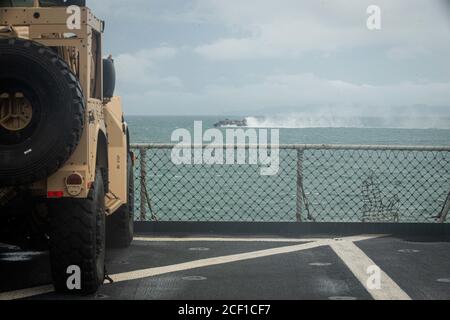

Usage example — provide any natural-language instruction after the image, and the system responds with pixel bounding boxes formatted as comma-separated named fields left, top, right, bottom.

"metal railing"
left=131, top=144, right=450, bottom=223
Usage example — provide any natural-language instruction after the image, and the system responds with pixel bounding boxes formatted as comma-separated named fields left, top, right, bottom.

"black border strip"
left=134, top=222, right=450, bottom=238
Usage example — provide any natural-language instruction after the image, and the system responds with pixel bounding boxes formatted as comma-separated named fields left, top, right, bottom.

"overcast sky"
left=89, top=0, right=450, bottom=117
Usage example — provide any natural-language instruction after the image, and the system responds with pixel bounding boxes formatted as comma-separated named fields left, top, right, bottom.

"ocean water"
left=127, top=116, right=450, bottom=146
left=126, top=116, right=450, bottom=223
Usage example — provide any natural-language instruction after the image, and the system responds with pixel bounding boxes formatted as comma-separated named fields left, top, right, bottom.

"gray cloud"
left=89, top=0, right=450, bottom=117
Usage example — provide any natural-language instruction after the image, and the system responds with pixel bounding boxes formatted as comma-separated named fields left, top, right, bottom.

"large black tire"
left=48, top=170, right=106, bottom=294
left=0, top=38, right=84, bottom=187
left=106, top=153, right=134, bottom=248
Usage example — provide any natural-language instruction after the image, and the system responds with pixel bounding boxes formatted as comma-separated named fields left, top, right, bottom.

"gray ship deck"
left=0, top=223, right=449, bottom=300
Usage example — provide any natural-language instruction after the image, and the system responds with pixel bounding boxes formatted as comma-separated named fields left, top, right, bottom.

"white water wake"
left=244, top=114, right=450, bottom=129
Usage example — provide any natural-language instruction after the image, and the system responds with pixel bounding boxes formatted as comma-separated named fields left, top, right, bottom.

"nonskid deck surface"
left=0, top=234, right=449, bottom=300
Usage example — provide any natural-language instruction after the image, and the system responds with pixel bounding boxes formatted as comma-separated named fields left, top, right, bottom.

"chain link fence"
left=131, top=144, right=450, bottom=223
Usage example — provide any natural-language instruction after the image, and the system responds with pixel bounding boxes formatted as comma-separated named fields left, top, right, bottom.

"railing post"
left=439, top=191, right=450, bottom=223
left=296, top=148, right=304, bottom=222
left=139, top=147, right=147, bottom=221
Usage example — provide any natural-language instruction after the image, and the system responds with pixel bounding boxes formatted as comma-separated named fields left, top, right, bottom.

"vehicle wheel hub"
left=0, top=92, right=33, bottom=132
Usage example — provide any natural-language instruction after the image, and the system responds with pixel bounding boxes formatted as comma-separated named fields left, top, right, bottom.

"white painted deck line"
left=331, top=240, right=411, bottom=300
left=0, top=235, right=385, bottom=300
left=111, top=239, right=334, bottom=283
left=133, top=236, right=324, bottom=243
left=0, top=285, right=54, bottom=301
left=134, top=235, right=386, bottom=243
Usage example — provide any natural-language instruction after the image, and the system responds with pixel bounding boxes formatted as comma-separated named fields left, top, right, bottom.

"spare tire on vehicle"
left=0, top=38, right=85, bottom=187
left=103, top=57, right=116, bottom=99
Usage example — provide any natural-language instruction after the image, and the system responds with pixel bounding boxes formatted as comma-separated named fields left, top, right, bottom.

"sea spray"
left=244, top=114, right=450, bottom=129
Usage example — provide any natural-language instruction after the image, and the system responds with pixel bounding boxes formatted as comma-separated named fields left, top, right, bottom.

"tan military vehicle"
left=0, top=0, right=134, bottom=293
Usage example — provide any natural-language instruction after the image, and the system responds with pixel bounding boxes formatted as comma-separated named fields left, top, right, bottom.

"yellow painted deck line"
left=331, top=241, right=411, bottom=300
